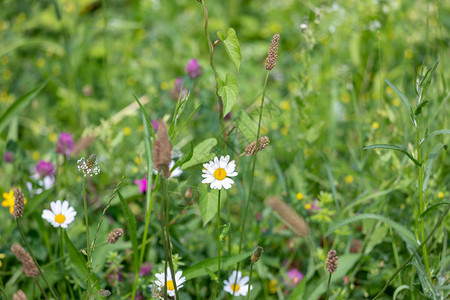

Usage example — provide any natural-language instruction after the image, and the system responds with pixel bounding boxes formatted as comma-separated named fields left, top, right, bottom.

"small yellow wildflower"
left=269, top=279, right=278, bottom=294
left=3, top=69, right=11, bottom=80
left=123, top=127, right=131, bottom=136
left=132, top=166, right=138, bottom=174
left=36, top=58, right=46, bottom=68
left=341, top=93, right=351, bottom=104
left=280, top=101, right=291, bottom=111
left=134, top=156, right=141, bottom=165
left=393, top=98, right=401, bottom=107
left=281, top=127, right=289, bottom=136
left=1, top=56, right=8, bottom=65
left=296, top=193, right=304, bottom=200
left=2, top=190, right=27, bottom=215
left=372, top=122, right=380, bottom=130
left=438, top=192, right=444, bottom=199
left=345, top=175, right=354, bottom=184
left=261, top=126, right=268, bottom=135
left=138, top=125, right=144, bottom=132
left=0, top=253, right=5, bottom=267
left=304, top=203, right=312, bottom=210
left=160, top=81, right=169, bottom=90
left=49, top=133, right=58, bottom=143
left=32, top=151, right=40, bottom=161
left=270, top=122, right=279, bottom=130
left=404, top=49, right=414, bottom=59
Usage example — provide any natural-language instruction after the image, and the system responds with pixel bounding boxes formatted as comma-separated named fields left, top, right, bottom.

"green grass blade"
left=0, top=79, right=49, bottom=134
left=423, top=143, right=447, bottom=191
left=384, top=79, right=414, bottom=124
left=325, top=213, right=417, bottom=252
left=183, top=251, right=252, bottom=280
left=64, top=231, right=99, bottom=290
left=418, top=201, right=450, bottom=221
left=421, top=129, right=450, bottom=145
left=363, top=144, right=421, bottom=166
left=118, top=191, right=139, bottom=271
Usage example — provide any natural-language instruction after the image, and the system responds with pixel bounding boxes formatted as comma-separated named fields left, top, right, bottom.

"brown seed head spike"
left=107, top=228, right=124, bottom=244
left=152, top=121, right=172, bottom=179
left=267, top=196, right=309, bottom=236
left=251, top=246, right=264, bottom=263
left=265, top=33, right=280, bottom=71
left=11, top=243, right=39, bottom=277
left=13, top=188, right=25, bottom=219
left=245, top=136, right=270, bottom=156
left=326, top=250, right=338, bottom=273
left=13, top=290, right=27, bottom=300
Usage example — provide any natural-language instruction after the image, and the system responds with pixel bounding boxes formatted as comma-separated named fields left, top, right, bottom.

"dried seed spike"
left=13, top=290, right=27, bottom=300
left=251, top=246, right=264, bottom=263
left=13, top=188, right=25, bottom=219
left=245, top=136, right=270, bottom=156
left=267, top=196, right=309, bottom=236
left=265, top=33, right=280, bottom=71
left=326, top=250, right=338, bottom=273
left=152, top=121, right=172, bottom=179
left=107, top=228, right=124, bottom=244
left=11, top=243, right=39, bottom=278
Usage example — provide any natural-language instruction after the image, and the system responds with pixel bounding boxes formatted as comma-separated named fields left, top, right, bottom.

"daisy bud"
left=267, top=196, right=309, bottom=236
left=265, top=33, right=280, bottom=71
left=245, top=136, right=270, bottom=156
left=98, top=289, right=111, bottom=297
left=326, top=250, right=338, bottom=273
left=107, top=228, right=124, bottom=244
left=11, top=244, right=39, bottom=278
left=251, top=246, right=263, bottom=263
left=13, top=188, right=25, bottom=219
left=13, top=290, right=27, bottom=300
left=152, top=122, right=172, bottom=179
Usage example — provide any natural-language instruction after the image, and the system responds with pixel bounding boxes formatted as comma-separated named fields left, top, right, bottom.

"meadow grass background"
left=0, top=0, right=449, bottom=299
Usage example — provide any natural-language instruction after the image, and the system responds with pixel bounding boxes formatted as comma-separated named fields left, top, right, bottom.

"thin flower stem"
left=416, top=118, right=431, bottom=278
left=82, top=177, right=92, bottom=297
left=213, top=190, right=222, bottom=300
left=372, top=205, right=449, bottom=300
left=162, top=176, right=180, bottom=299
left=139, top=174, right=159, bottom=266
left=60, top=228, right=67, bottom=300
left=34, top=277, right=49, bottom=299
left=246, top=262, right=254, bottom=300
left=326, top=273, right=332, bottom=300
left=17, top=220, right=59, bottom=300
left=232, top=70, right=270, bottom=299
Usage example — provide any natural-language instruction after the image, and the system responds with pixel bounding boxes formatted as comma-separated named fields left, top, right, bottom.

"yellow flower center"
left=55, top=214, right=66, bottom=224
left=213, top=168, right=227, bottom=180
left=166, top=280, right=175, bottom=291
left=231, top=284, right=240, bottom=292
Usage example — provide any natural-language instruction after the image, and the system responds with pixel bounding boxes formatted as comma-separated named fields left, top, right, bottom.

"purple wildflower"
left=305, top=199, right=321, bottom=214
left=56, top=132, right=75, bottom=157
left=171, top=77, right=188, bottom=100
left=139, top=262, right=153, bottom=276
left=186, top=59, right=201, bottom=79
left=285, top=268, right=304, bottom=287
left=135, top=291, right=144, bottom=300
left=151, top=120, right=160, bottom=132
left=35, top=160, right=55, bottom=178
left=4, top=151, right=14, bottom=163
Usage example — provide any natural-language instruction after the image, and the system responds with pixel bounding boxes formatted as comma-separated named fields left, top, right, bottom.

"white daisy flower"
left=154, top=267, right=186, bottom=297
left=202, top=155, right=238, bottom=190
left=42, top=200, right=77, bottom=228
left=223, top=270, right=252, bottom=296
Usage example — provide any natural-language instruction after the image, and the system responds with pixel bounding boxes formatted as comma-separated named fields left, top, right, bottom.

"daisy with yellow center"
left=2, top=189, right=27, bottom=215
left=42, top=200, right=77, bottom=228
left=202, top=155, right=238, bottom=190
left=223, top=270, right=252, bottom=296
left=154, top=267, right=186, bottom=297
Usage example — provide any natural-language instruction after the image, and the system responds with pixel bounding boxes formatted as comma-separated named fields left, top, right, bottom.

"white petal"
left=213, top=156, right=220, bottom=166
left=227, top=171, right=238, bottom=177
left=202, top=176, right=214, bottom=184
left=55, top=200, right=62, bottom=214
left=239, top=276, right=249, bottom=285
left=167, top=290, right=175, bottom=297
left=61, top=223, right=68, bottom=229
left=61, top=201, right=69, bottom=214
left=50, top=201, right=58, bottom=213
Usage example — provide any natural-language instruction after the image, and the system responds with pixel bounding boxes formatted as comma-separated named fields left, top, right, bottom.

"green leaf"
left=218, top=73, right=239, bottom=117
left=198, top=184, right=219, bottom=226
left=64, top=231, right=99, bottom=290
left=237, top=111, right=257, bottom=142
left=393, top=285, right=410, bottom=300
left=0, top=80, right=48, bottom=134
left=384, top=79, right=414, bottom=124
left=421, top=129, right=450, bottom=145
left=182, top=138, right=217, bottom=169
left=289, top=276, right=306, bottom=299
left=217, top=28, right=241, bottom=72
left=172, top=142, right=194, bottom=171
left=118, top=191, right=139, bottom=271
left=183, top=251, right=252, bottom=280
left=414, top=100, right=429, bottom=116
left=363, top=144, right=421, bottom=166
left=133, top=94, right=155, bottom=138
left=303, top=254, right=361, bottom=300
left=418, top=201, right=450, bottom=221
left=423, top=143, right=447, bottom=191
left=325, top=214, right=417, bottom=252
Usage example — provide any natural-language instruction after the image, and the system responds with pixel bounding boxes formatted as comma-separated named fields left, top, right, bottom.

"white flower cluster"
left=77, top=155, right=100, bottom=177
